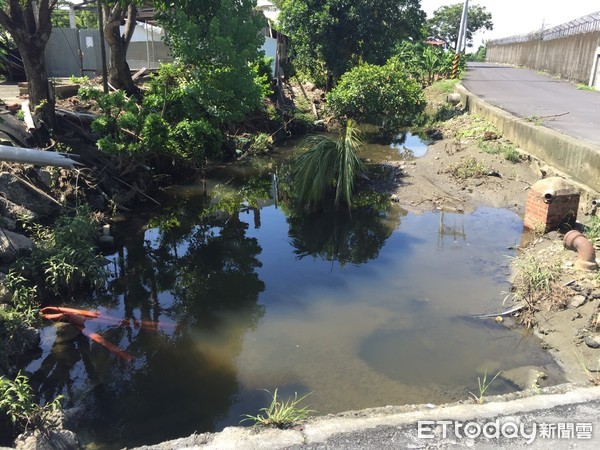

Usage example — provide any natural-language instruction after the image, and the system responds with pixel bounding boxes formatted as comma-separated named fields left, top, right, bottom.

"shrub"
left=0, top=373, right=62, bottom=443
left=19, top=205, right=106, bottom=296
left=293, top=120, right=366, bottom=211
left=326, top=61, right=425, bottom=129
left=170, top=118, right=223, bottom=161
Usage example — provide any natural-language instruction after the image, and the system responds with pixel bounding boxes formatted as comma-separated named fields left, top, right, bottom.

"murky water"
left=21, top=160, right=563, bottom=448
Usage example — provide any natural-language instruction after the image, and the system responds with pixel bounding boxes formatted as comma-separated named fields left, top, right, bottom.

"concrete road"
left=134, top=385, right=600, bottom=449
left=462, top=63, right=600, bottom=146
left=0, top=81, right=21, bottom=104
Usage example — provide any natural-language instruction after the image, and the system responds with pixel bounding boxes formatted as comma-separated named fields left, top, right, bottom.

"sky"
left=421, top=0, right=600, bottom=47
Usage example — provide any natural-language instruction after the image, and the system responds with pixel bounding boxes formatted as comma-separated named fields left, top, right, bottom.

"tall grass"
left=293, top=120, right=366, bottom=211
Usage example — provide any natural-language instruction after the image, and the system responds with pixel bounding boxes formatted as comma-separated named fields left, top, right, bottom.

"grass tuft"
left=241, top=389, right=314, bottom=429
left=446, top=157, right=488, bottom=179
left=469, top=370, right=502, bottom=404
left=508, top=253, right=563, bottom=327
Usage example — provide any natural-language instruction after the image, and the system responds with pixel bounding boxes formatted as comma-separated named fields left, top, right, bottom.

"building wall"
left=487, top=31, right=600, bottom=85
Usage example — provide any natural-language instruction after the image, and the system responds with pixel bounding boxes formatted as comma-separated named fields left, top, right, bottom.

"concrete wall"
left=456, top=84, right=600, bottom=195
left=487, top=31, right=600, bottom=85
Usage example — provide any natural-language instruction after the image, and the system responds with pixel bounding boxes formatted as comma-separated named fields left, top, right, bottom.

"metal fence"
left=44, top=28, right=173, bottom=78
left=489, top=11, right=600, bottom=46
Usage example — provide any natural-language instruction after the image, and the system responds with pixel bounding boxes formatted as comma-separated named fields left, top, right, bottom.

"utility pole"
left=452, top=0, right=469, bottom=79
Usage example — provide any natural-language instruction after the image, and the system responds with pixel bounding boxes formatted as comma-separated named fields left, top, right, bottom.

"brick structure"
left=523, top=177, right=580, bottom=232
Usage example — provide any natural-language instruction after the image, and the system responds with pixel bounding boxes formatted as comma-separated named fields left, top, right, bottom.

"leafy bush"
left=81, top=74, right=224, bottom=166
left=392, top=41, right=465, bottom=84
left=0, top=373, right=62, bottom=443
left=14, top=205, right=106, bottom=297
left=170, top=118, right=223, bottom=162
left=326, top=62, right=425, bottom=128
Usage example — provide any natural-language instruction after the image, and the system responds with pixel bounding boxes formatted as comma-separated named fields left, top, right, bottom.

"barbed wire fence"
left=489, top=11, right=600, bottom=46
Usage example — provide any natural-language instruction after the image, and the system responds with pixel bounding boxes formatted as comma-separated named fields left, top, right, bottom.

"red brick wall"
left=523, top=190, right=579, bottom=232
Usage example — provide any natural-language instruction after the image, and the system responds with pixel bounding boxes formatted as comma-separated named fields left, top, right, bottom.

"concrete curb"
left=455, top=83, right=600, bottom=195
left=135, top=384, right=600, bottom=449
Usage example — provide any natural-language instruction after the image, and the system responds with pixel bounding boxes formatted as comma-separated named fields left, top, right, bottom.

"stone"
left=390, top=194, right=400, bottom=202
left=0, top=197, right=38, bottom=224
left=0, top=229, right=34, bottom=264
left=0, top=172, right=61, bottom=219
left=584, top=335, right=600, bottom=349
left=15, top=428, right=80, bottom=450
left=569, top=295, right=587, bottom=309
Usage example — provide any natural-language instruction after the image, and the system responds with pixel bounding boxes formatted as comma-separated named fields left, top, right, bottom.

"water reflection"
left=388, top=132, right=431, bottom=158
left=288, top=206, right=403, bottom=266
left=21, top=172, right=564, bottom=448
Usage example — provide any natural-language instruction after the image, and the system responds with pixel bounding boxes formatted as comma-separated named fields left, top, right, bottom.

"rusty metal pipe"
left=564, top=230, right=598, bottom=271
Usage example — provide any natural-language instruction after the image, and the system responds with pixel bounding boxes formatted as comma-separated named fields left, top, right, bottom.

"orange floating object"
left=41, top=306, right=100, bottom=319
left=42, top=305, right=134, bottom=361
left=81, top=328, right=134, bottom=362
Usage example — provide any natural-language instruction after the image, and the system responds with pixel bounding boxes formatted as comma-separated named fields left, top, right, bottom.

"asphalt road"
left=462, top=63, right=600, bottom=146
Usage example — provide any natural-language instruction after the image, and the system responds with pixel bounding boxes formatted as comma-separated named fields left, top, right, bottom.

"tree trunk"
left=0, top=1, right=56, bottom=134
left=107, top=42, right=136, bottom=94
left=18, top=41, right=55, bottom=130
left=103, top=4, right=139, bottom=97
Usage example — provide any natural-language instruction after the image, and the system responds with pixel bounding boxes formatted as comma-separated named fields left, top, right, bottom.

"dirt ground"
left=369, top=84, right=600, bottom=388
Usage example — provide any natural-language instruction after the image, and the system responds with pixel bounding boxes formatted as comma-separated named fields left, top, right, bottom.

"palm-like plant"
left=293, top=120, right=366, bottom=212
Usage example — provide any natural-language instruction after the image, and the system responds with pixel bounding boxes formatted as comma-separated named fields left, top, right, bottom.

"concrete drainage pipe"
left=563, top=230, right=598, bottom=271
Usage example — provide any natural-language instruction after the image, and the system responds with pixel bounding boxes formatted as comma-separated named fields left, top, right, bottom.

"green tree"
left=427, top=2, right=493, bottom=51
left=51, top=0, right=98, bottom=29
left=277, top=0, right=425, bottom=87
left=326, top=61, right=425, bottom=128
left=156, top=0, right=267, bottom=123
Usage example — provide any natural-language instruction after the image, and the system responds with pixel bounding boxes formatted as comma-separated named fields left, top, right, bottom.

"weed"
left=513, top=253, right=560, bottom=297
left=508, top=253, right=563, bottom=327
left=575, top=350, right=600, bottom=385
left=478, top=140, right=501, bottom=154
left=455, top=116, right=498, bottom=139
left=16, top=110, right=24, bottom=121
left=430, top=78, right=460, bottom=94
left=68, top=75, right=90, bottom=85
left=249, top=133, right=273, bottom=155
left=576, top=83, right=595, bottom=91
left=3, top=271, right=39, bottom=327
left=530, top=221, right=547, bottom=238
left=0, top=372, right=63, bottom=438
left=9, top=205, right=107, bottom=300
left=503, top=145, right=521, bottom=163
left=525, top=115, right=543, bottom=126
left=469, top=370, right=502, bottom=404
left=241, top=389, right=314, bottom=428
left=583, top=215, right=600, bottom=244
left=446, top=157, right=488, bottom=179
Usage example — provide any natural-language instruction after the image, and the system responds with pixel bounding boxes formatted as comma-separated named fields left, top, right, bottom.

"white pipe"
left=0, top=145, right=82, bottom=169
